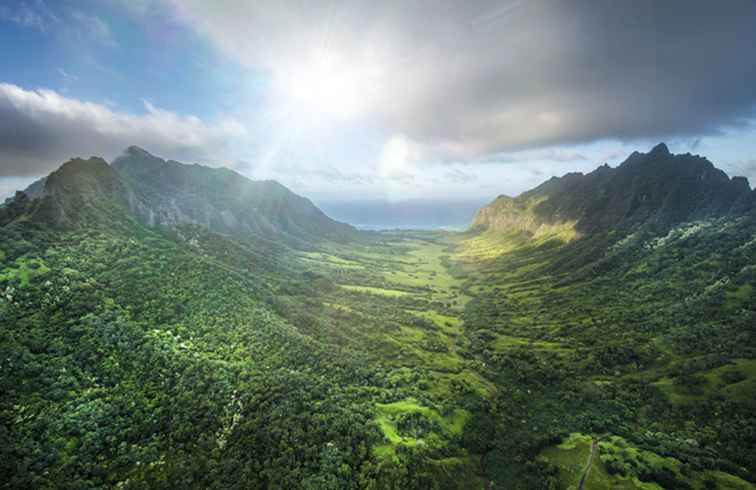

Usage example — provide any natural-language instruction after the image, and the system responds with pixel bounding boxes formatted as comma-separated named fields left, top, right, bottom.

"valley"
left=1, top=145, right=755, bottom=489
left=292, top=225, right=756, bottom=489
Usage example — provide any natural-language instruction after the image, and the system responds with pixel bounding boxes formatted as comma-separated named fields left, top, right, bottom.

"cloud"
left=0, top=82, right=246, bottom=177
left=476, top=147, right=589, bottom=166
left=70, top=11, right=117, bottom=46
left=57, top=67, right=78, bottom=82
left=1, top=2, right=118, bottom=53
left=0, top=176, right=38, bottom=201
left=443, top=168, right=477, bottom=184
left=166, top=0, right=756, bottom=159
left=722, top=159, right=756, bottom=187
left=105, top=0, right=159, bottom=17
left=0, top=0, right=59, bottom=31
left=272, top=165, right=376, bottom=186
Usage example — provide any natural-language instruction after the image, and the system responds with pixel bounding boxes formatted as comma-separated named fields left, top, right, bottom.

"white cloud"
left=0, top=1, right=59, bottom=32
left=0, top=82, right=247, bottom=177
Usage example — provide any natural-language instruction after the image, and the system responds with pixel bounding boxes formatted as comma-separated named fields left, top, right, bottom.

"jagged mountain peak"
left=124, top=145, right=151, bottom=156
left=45, top=157, right=122, bottom=194
left=649, top=141, right=670, bottom=156
left=112, top=146, right=167, bottom=177
left=6, top=156, right=134, bottom=229
left=53, top=156, right=109, bottom=175
left=473, top=145, right=754, bottom=238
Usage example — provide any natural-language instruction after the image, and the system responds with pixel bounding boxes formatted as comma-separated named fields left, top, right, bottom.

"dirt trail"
left=577, top=438, right=599, bottom=490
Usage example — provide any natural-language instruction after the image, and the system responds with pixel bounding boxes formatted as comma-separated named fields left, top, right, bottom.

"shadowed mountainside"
left=1, top=147, right=356, bottom=247
left=473, top=143, right=754, bottom=238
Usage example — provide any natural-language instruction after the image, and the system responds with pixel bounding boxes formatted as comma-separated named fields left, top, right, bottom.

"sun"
left=273, top=53, right=377, bottom=122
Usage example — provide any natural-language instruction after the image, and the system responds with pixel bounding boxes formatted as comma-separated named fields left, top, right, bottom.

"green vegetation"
left=2, top=211, right=755, bottom=488
left=339, top=284, right=411, bottom=297
left=300, top=251, right=365, bottom=269
left=2, top=146, right=755, bottom=488
left=373, top=398, right=469, bottom=459
left=0, top=256, right=50, bottom=287
left=0, top=216, right=489, bottom=488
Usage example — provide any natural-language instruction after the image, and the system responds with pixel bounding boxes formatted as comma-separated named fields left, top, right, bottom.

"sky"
left=2, top=0, right=756, bottom=206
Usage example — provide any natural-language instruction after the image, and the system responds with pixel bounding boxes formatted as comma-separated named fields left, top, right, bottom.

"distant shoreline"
left=353, top=224, right=467, bottom=231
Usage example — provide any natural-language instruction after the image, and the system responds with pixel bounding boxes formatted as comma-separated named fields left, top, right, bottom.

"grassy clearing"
left=396, top=326, right=426, bottom=343
left=376, top=399, right=469, bottom=436
left=407, top=309, right=462, bottom=334
left=540, top=433, right=646, bottom=490
left=389, top=340, right=465, bottom=372
left=655, top=358, right=756, bottom=404
left=653, top=377, right=707, bottom=404
left=299, top=251, right=365, bottom=269
left=0, top=257, right=50, bottom=287
left=323, top=302, right=356, bottom=313
left=493, top=334, right=571, bottom=353
left=373, top=398, right=470, bottom=458
left=416, top=349, right=465, bottom=371
left=339, top=284, right=411, bottom=297
left=421, top=369, right=495, bottom=399
left=380, top=237, right=469, bottom=305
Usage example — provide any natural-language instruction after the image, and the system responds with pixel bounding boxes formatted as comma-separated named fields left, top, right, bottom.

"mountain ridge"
left=2, top=147, right=356, bottom=246
left=111, top=146, right=356, bottom=246
left=472, top=143, right=754, bottom=239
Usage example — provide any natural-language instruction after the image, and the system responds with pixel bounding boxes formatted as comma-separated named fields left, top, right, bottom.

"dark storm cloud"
left=174, top=0, right=756, bottom=157
left=0, top=83, right=245, bottom=177
left=393, top=0, right=756, bottom=155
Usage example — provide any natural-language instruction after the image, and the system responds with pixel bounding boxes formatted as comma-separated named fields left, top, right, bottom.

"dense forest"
left=1, top=146, right=755, bottom=489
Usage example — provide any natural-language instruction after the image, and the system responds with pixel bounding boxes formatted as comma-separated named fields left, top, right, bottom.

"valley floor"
left=2, top=221, right=755, bottom=489
left=297, top=228, right=756, bottom=489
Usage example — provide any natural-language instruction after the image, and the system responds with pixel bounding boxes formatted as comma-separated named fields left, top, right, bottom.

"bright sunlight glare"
left=273, top=53, right=380, bottom=122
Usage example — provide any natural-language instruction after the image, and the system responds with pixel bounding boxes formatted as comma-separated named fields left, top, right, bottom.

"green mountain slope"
left=112, top=146, right=356, bottom=246
left=455, top=213, right=756, bottom=488
left=456, top=145, right=756, bottom=488
left=1, top=144, right=754, bottom=489
left=2, top=147, right=356, bottom=247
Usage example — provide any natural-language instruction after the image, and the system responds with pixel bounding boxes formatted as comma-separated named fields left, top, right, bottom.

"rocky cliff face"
left=3, top=147, right=355, bottom=246
left=111, top=146, right=356, bottom=244
left=473, top=143, right=754, bottom=237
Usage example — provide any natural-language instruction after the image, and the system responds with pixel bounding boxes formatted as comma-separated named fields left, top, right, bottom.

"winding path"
left=577, top=438, right=599, bottom=490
